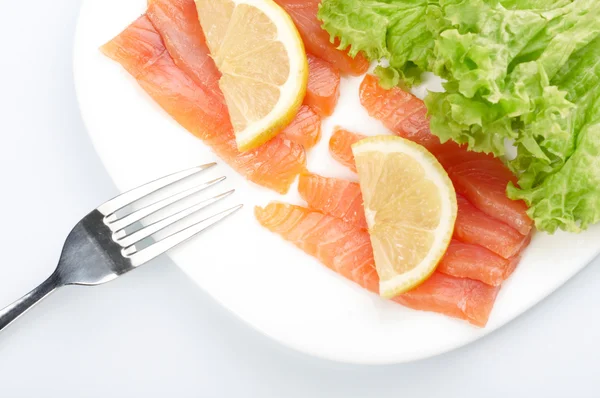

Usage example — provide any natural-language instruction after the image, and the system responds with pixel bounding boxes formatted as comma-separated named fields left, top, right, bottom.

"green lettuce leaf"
left=425, top=90, right=514, bottom=155
left=510, top=35, right=600, bottom=188
left=499, top=0, right=572, bottom=10
left=426, top=0, right=600, bottom=204
left=432, top=0, right=549, bottom=101
left=317, top=0, right=437, bottom=87
left=508, top=93, right=600, bottom=233
left=508, top=37, right=600, bottom=230
left=319, top=0, right=600, bottom=233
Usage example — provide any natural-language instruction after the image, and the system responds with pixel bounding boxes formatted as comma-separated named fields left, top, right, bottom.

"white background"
left=0, top=0, right=599, bottom=396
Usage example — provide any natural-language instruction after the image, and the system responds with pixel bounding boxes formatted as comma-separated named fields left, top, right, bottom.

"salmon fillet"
left=148, top=0, right=340, bottom=125
left=327, top=128, right=530, bottom=259
left=329, top=128, right=362, bottom=172
left=273, top=0, right=369, bottom=76
left=147, top=0, right=223, bottom=101
left=455, top=196, right=531, bottom=259
left=279, top=105, right=321, bottom=149
left=359, top=74, right=533, bottom=235
left=438, top=240, right=521, bottom=287
left=394, top=272, right=498, bottom=327
left=299, top=172, right=522, bottom=286
left=304, top=55, right=340, bottom=117
left=328, top=127, right=489, bottom=172
left=298, top=173, right=367, bottom=229
left=449, top=159, right=532, bottom=235
left=101, top=15, right=306, bottom=194
left=255, top=202, right=499, bottom=326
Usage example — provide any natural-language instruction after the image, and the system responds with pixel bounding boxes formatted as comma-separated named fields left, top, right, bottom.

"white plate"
left=74, top=0, right=600, bottom=364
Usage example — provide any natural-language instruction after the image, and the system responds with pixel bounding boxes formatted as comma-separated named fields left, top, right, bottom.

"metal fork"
left=0, top=163, right=242, bottom=332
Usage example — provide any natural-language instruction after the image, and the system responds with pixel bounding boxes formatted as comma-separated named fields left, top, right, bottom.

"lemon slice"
left=195, top=0, right=308, bottom=152
left=352, top=136, right=457, bottom=298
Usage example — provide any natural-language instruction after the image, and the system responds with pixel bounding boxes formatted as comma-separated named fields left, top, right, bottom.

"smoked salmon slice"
left=147, top=0, right=223, bottom=102
left=394, top=273, right=498, bottom=327
left=329, top=128, right=490, bottom=173
left=326, top=128, right=530, bottom=259
left=102, top=16, right=306, bottom=194
left=359, top=75, right=443, bottom=151
left=304, top=55, right=340, bottom=117
left=437, top=240, right=521, bottom=287
left=449, top=159, right=532, bottom=235
left=273, top=0, right=369, bottom=76
left=455, top=196, right=530, bottom=259
left=329, top=128, right=362, bottom=172
left=299, top=172, right=521, bottom=286
left=359, top=74, right=533, bottom=235
left=148, top=0, right=339, bottom=123
left=298, top=173, right=367, bottom=229
left=255, top=202, right=499, bottom=326
left=280, top=105, right=321, bottom=149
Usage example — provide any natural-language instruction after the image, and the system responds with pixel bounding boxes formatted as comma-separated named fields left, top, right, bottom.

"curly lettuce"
left=319, top=0, right=600, bottom=233
left=508, top=92, right=600, bottom=232
left=318, top=0, right=436, bottom=87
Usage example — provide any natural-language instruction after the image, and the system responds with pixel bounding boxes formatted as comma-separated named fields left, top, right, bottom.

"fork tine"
left=106, top=176, right=226, bottom=230
left=98, top=163, right=216, bottom=216
left=125, top=204, right=243, bottom=266
left=115, top=190, right=235, bottom=248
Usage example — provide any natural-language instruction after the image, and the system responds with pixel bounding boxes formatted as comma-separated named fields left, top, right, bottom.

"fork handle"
left=0, top=271, right=62, bottom=332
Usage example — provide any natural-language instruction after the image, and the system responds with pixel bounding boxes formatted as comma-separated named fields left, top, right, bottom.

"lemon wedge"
left=195, top=0, right=308, bottom=152
left=352, top=136, right=457, bottom=298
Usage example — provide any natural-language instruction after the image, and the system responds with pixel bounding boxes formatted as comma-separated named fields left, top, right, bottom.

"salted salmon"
left=299, top=172, right=521, bottom=286
left=449, top=159, right=532, bottom=235
left=147, top=0, right=332, bottom=141
left=147, top=0, right=223, bottom=101
left=304, top=55, right=340, bottom=117
left=298, top=173, right=367, bottom=229
left=394, top=272, right=498, bottom=327
left=359, top=74, right=533, bottom=235
left=455, top=196, right=530, bottom=259
left=437, top=240, right=520, bottom=287
left=102, top=16, right=306, bottom=194
left=358, top=75, right=481, bottom=160
left=255, top=202, right=499, bottom=326
left=273, top=0, right=369, bottom=76
left=326, top=128, right=530, bottom=259
left=330, top=125, right=488, bottom=174
left=280, top=105, right=321, bottom=149
left=329, top=128, right=362, bottom=172
left=148, top=0, right=334, bottom=132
